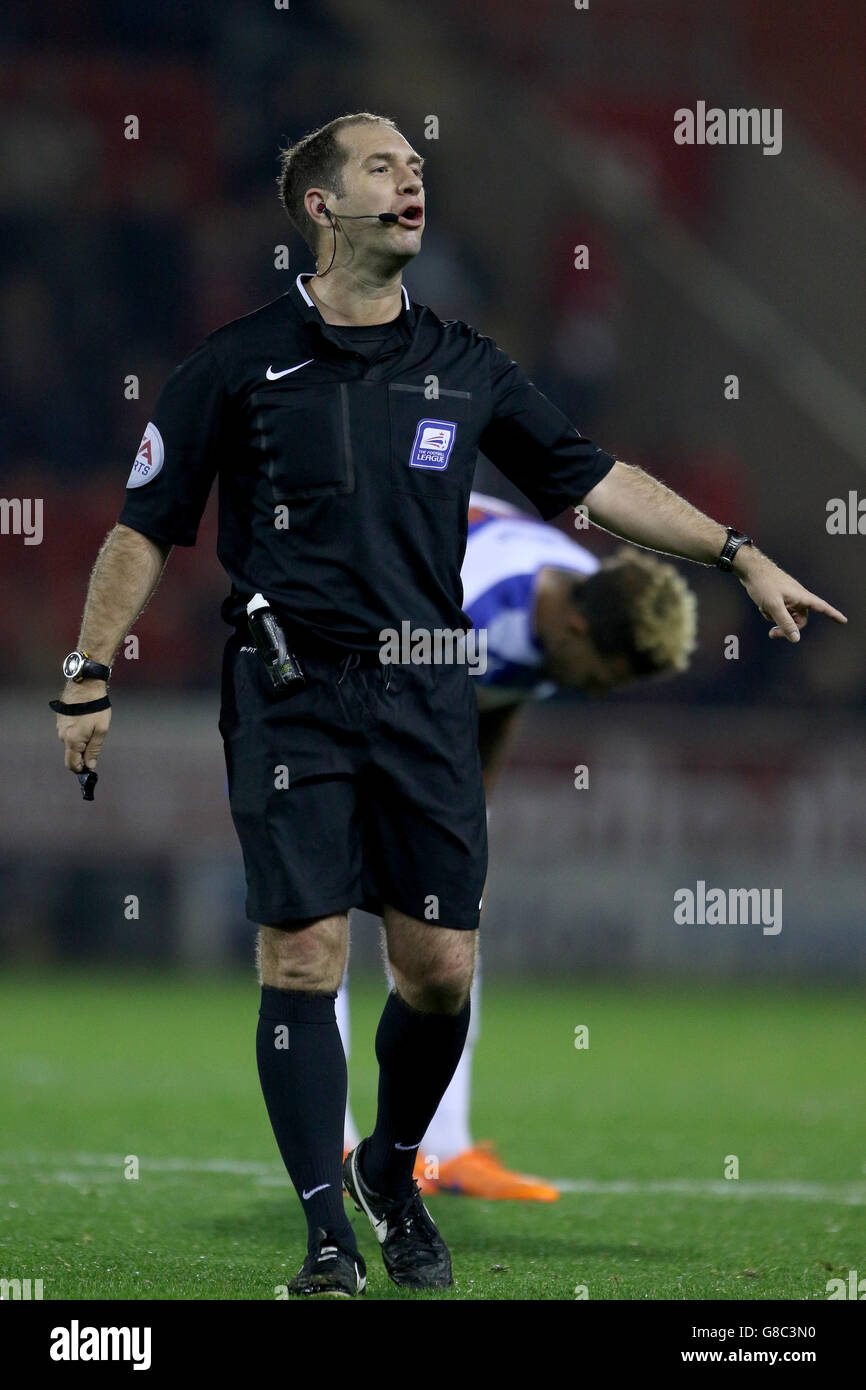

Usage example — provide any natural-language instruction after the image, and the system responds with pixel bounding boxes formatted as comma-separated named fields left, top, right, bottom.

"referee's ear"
left=304, top=189, right=333, bottom=231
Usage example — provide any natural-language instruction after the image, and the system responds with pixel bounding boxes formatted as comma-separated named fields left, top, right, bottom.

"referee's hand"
left=733, top=549, right=847, bottom=643
left=54, top=682, right=112, bottom=773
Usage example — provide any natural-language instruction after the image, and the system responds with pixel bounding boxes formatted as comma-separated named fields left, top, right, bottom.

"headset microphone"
left=319, top=204, right=400, bottom=223
left=317, top=206, right=403, bottom=275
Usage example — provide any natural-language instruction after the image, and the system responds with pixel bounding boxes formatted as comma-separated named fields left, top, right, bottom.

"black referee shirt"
left=118, top=272, right=616, bottom=650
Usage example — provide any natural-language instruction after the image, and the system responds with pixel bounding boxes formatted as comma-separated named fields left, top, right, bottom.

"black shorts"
left=218, top=630, right=488, bottom=930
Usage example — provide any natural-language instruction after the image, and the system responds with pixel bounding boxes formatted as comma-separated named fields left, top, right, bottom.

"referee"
left=53, top=112, right=846, bottom=1297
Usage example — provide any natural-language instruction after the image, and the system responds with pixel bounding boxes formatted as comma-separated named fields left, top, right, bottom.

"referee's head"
left=277, top=113, right=425, bottom=276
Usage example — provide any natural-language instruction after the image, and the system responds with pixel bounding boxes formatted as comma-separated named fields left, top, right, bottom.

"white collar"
left=295, top=272, right=410, bottom=311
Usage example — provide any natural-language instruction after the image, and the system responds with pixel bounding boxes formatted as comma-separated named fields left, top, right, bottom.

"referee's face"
left=328, top=124, right=425, bottom=266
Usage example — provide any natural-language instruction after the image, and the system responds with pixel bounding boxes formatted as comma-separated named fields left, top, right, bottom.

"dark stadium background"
left=1, top=0, right=863, bottom=981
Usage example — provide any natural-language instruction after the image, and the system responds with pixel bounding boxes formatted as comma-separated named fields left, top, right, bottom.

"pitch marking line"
left=553, top=1178, right=866, bottom=1204
left=3, top=1154, right=865, bottom=1204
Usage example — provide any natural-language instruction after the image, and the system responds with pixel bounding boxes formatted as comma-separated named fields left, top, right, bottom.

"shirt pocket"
left=388, top=384, right=475, bottom=498
left=252, top=382, right=354, bottom=502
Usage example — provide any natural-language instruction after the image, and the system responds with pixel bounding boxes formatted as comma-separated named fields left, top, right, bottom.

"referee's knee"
left=391, top=945, right=476, bottom=1016
left=256, top=916, right=348, bottom=993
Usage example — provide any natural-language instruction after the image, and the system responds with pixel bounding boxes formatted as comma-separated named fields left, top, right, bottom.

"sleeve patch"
left=126, top=422, right=165, bottom=488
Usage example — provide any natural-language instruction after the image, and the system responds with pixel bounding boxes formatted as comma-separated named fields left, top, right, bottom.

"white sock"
left=420, top=968, right=480, bottom=1163
left=336, top=973, right=360, bottom=1150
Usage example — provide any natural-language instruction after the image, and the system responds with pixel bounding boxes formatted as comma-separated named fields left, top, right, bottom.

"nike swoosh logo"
left=302, top=1182, right=330, bottom=1200
left=266, top=359, right=314, bottom=380
left=394, top=1141, right=423, bottom=1151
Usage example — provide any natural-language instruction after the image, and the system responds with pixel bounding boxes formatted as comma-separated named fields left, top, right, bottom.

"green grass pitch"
left=0, top=972, right=862, bottom=1300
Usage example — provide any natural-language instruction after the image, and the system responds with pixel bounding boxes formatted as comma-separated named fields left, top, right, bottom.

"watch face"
left=63, top=652, right=83, bottom=680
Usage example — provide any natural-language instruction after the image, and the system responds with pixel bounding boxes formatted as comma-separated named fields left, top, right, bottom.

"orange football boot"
left=414, top=1142, right=560, bottom=1201
left=413, top=1151, right=440, bottom=1195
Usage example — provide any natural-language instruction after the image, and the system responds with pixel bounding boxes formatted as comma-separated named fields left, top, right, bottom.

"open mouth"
left=397, top=204, right=424, bottom=227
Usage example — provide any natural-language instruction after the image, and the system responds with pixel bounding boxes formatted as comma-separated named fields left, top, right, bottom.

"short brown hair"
left=277, top=112, right=399, bottom=254
left=573, top=546, right=698, bottom=676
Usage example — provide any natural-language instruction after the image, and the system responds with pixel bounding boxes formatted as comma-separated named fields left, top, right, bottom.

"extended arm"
left=583, top=461, right=846, bottom=642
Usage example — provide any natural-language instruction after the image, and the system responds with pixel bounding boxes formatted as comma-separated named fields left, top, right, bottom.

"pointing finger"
left=802, top=594, right=847, bottom=624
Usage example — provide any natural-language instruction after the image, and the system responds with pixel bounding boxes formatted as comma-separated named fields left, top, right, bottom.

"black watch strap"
left=82, top=658, right=112, bottom=682
left=50, top=695, right=111, bottom=716
left=716, top=527, right=753, bottom=572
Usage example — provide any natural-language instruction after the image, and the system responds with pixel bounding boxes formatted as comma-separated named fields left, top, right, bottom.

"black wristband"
left=49, top=696, right=111, bottom=716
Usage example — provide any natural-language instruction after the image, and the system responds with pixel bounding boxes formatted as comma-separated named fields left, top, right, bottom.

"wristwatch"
left=716, top=527, right=753, bottom=572
left=62, top=650, right=112, bottom=683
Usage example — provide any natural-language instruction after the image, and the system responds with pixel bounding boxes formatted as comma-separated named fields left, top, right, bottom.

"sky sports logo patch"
left=409, top=419, right=457, bottom=471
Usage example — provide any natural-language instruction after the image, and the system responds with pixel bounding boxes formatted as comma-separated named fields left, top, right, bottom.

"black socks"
left=257, top=985, right=471, bottom=1247
left=256, top=987, right=356, bottom=1254
left=362, top=990, right=471, bottom=1197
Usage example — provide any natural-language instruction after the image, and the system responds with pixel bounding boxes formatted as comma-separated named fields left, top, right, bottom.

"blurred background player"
left=338, top=490, right=698, bottom=1199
